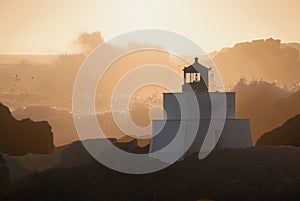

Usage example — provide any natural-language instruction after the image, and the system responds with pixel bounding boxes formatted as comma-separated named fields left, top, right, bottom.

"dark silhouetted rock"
left=0, top=103, right=54, bottom=155
left=12, top=105, right=79, bottom=146
left=13, top=146, right=300, bottom=201
left=0, top=153, right=11, bottom=199
left=4, top=138, right=148, bottom=183
left=256, top=114, right=300, bottom=146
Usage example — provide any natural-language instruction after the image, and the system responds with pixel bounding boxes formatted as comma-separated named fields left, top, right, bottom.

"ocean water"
left=0, top=54, right=59, bottom=65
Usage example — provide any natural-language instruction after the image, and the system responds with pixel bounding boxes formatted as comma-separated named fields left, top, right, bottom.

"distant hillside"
left=256, top=114, right=300, bottom=146
left=0, top=103, right=54, bottom=155
left=233, top=79, right=300, bottom=142
left=211, top=38, right=300, bottom=88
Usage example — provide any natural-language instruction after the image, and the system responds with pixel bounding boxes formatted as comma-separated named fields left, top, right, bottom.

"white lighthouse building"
left=149, top=58, right=252, bottom=160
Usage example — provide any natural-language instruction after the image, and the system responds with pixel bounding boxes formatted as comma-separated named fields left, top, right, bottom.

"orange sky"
left=1, top=0, right=300, bottom=54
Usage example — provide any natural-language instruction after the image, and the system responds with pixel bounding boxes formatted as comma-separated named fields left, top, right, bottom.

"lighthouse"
left=149, top=58, right=252, bottom=162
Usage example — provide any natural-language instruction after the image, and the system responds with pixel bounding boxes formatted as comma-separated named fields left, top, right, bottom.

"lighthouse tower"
left=182, top=57, right=211, bottom=92
left=149, top=58, right=252, bottom=162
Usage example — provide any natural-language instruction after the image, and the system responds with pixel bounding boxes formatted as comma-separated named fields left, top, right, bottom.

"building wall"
left=150, top=91, right=252, bottom=163
left=163, top=92, right=236, bottom=120
left=216, top=119, right=253, bottom=149
left=150, top=119, right=252, bottom=163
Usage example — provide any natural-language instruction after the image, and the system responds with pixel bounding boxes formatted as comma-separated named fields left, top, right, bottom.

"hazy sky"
left=1, top=0, right=300, bottom=54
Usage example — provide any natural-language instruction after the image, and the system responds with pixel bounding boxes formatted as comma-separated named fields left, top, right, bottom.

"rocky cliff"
left=0, top=103, right=54, bottom=155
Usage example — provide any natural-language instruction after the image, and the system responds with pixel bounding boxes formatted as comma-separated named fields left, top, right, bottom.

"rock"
left=0, top=103, right=54, bottom=155
left=256, top=114, right=300, bottom=146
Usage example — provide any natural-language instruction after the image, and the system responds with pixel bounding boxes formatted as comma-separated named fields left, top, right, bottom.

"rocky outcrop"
left=256, top=114, right=300, bottom=146
left=12, top=105, right=78, bottom=146
left=4, top=138, right=149, bottom=183
left=14, top=146, right=300, bottom=201
left=0, top=154, right=11, bottom=199
left=0, top=103, right=54, bottom=155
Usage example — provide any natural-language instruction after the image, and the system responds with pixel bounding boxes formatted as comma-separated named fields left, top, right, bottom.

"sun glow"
left=0, top=0, right=300, bottom=54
